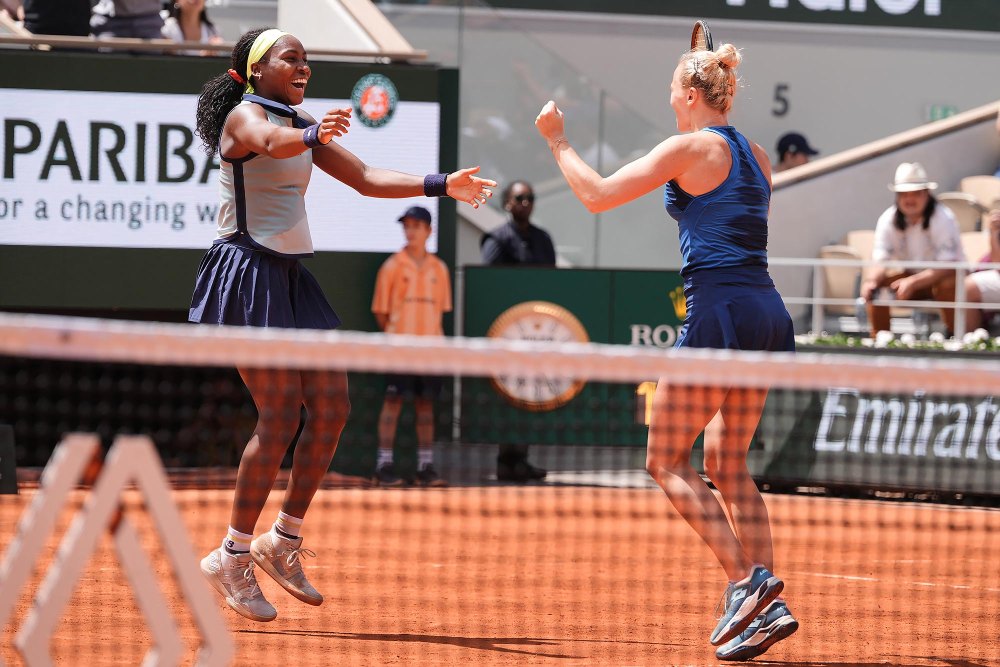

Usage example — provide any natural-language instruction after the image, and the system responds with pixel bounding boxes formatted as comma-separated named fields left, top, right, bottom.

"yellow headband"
left=245, top=29, right=289, bottom=94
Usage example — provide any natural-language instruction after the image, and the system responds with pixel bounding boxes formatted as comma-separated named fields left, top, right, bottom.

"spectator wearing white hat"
left=860, top=162, right=962, bottom=338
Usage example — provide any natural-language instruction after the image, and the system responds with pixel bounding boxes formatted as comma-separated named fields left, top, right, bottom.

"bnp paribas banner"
left=756, top=387, right=1000, bottom=496
left=0, top=81, right=440, bottom=253
left=487, top=1, right=998, bottom=33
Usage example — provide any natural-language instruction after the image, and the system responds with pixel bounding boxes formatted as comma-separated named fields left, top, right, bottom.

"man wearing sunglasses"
left=481, top=181, right=557, bottom=266
left=480, top=180, right=556, bottom=482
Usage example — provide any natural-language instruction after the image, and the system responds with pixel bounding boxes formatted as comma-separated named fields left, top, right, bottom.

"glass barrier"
left=378, top=0, right=672, bottom=268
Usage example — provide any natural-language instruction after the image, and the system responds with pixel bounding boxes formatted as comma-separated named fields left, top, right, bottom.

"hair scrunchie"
left=227, top=68, right=245, bottom=85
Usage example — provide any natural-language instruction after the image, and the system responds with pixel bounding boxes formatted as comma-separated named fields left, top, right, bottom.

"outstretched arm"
left=534, top=101, right=692, bottom=213
left=312, top=142, right=495, bottom=208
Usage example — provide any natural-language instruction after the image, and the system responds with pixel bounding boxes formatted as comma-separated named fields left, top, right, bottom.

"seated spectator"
left=860, top=162, right=961, bottom=338
left=91, top=0, right=164, bottom=40
left=775, top=131, right=819, bottom=172
left=10, top=0, right=91, bottom=36
left=962, top=205, right=1000, bottom=332
left=161, top=0, right=223, bottom=56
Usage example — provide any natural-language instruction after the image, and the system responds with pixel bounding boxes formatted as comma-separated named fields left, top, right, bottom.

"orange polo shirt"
left=371, top=250, right=452, bottom=336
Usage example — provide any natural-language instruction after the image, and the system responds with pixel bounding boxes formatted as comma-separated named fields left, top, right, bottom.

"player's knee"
left=646, top=446, right=688, bottom=475
left=703, top=452, right=747, bottom=489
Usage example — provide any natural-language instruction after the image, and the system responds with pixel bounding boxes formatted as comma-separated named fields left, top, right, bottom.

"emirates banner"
left=755, top=387, right=1000, bottom=496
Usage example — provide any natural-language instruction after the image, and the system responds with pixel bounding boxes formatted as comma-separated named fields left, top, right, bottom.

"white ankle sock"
left=274, top=511, right=302, bottom=539
left=377, top=448, right=393, bottom=467
left=222, top=526, right=253, bottom=555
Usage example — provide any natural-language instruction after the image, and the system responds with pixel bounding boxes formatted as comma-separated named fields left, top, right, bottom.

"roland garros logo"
left=351, top=73, right=398, bottom=129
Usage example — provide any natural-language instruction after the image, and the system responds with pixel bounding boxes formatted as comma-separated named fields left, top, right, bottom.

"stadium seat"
left=938, top=192, right=986, bottom=233
left=817, top=244, right=863, bottom=333
left=959, top=175, right=1000, bottom=213
left=843, top=229, right=875, bottom=269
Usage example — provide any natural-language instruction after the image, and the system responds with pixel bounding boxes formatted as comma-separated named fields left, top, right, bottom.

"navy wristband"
left=302, top=123, right=322, bottom=148
left=423, top=173, right=448, bottom=197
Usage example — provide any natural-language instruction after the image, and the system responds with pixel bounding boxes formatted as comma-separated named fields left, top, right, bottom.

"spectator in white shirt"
left=860, top=162, right=961, bottom=338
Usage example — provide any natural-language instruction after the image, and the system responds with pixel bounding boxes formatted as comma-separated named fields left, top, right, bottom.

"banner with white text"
left=0, top=88, right=440, bottom=253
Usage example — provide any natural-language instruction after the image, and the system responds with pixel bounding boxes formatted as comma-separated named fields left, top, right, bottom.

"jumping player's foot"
left=715, top=599, right=799, bottom=661
left=251, top=531, right=323, bottom=606
left=200, top=548, right=277, bottom=622
left=710, top=565, right=784, bottom=646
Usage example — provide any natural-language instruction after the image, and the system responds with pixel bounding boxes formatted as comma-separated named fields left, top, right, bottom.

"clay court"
left=2, top=483, right=998, bottom=666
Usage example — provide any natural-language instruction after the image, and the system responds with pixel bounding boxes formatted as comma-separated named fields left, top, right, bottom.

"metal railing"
left=770, top=256, right=1000, bottom=339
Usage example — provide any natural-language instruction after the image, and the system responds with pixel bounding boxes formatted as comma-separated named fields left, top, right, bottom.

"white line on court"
left=790, top=570, right=1000, bottom=593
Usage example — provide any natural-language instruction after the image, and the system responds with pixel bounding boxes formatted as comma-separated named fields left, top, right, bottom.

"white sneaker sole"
left=200, top=556, right=277, bottom=622
left=717, top=616, right=799, bottom=661
left=711, top=577, right=783, bottom=646
left=251, top=551, right=324, bottom=607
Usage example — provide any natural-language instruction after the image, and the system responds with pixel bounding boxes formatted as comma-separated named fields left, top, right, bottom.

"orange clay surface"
left=2, top=483, right=999, bottom=666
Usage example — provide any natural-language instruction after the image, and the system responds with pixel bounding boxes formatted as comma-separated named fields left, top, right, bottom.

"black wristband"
left=302, top=123, right=322, bottom=148
left=423, top=173, right=448, bottom=197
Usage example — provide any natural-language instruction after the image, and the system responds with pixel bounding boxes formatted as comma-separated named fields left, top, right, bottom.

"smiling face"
left=250, top=35, right=311, bottom=106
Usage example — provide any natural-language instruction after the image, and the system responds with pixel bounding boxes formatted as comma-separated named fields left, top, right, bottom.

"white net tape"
left=1, top=312, right=998, bottom=396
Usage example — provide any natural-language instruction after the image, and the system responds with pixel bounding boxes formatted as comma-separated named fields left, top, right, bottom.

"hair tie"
left=227, top=68, right=245, bottom=85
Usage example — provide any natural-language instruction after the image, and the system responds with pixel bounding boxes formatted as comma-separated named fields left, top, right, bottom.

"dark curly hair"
left=195, top=28, right=269, bottom=155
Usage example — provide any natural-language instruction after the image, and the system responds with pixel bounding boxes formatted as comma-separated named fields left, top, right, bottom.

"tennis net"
left=1, top=312, right=998, bottom=666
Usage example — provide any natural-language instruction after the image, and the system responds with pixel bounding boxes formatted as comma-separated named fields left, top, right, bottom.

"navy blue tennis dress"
left=665, top=126, right=794, bottom=352
left=189, top=95, right=341, bottom=330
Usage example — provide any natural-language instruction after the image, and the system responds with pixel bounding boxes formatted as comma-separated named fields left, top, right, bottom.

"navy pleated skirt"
left=675, top=267, right=795, bottom=352
left=188, top=235, right=342, bottom=330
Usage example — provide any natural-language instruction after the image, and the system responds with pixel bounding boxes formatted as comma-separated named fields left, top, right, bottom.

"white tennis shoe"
left=200, top=548, right=277, bottom=622
left=251, top=531, right=323, bottom=606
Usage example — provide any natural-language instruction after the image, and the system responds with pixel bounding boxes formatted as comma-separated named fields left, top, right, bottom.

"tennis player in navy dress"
left=189, top=27, right=494, bottom=623
left=536, top=42, right=797, bottom=661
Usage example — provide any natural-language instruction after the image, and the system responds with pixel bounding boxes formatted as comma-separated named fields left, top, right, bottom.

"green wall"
left=461, top=265, right=684, bottom=447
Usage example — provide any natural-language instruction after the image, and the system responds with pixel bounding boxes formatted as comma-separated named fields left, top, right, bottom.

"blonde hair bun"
left=715, top=44, right=741, bottom=70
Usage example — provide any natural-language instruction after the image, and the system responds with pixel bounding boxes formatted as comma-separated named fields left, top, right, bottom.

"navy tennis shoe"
left=716, top=599, right=799, bottom=661
left=710, top=565, right=784, bottom=646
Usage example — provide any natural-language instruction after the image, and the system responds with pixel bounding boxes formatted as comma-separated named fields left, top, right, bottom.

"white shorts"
left=969, top=270, right=1000, bottom=304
